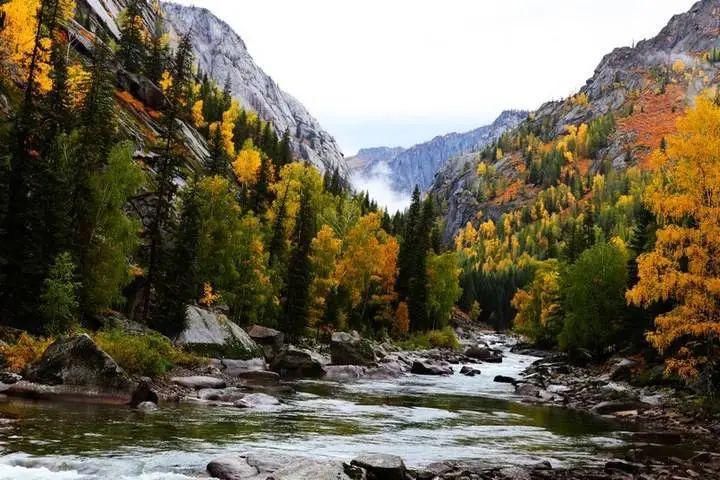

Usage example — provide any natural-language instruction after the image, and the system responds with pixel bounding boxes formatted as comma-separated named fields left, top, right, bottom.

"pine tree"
left=42, top=39, right=72, bottom=141
left=142, top=33, right=194, bottom=321
left=253, top=154, right=273, bottom=212
left=408, top=196, right=434, bottom=331
left=283, top=187, right=316, bottom=339
left=277, top=129, right=293, bottom=168
left=396, top=186, right=421, bottom=299
left=118, top=0, right=147, bottom=74
left=145, top=18, right=168, bottom=84
left=206, top=121, right=228, bottom=176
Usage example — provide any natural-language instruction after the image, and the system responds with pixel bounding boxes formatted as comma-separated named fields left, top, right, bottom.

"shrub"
left=94, top=329, right=202, bottom=377
left=399, top=326, right=460, bottom=351
left=0, top=333, right=54, bottom=372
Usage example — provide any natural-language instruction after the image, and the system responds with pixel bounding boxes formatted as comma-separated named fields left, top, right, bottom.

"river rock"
left=198, top=387, right=246, bottom=402
left=351, top=454, right=406, bottom=480
left=175, top=306, right=262, bottom=359
left=591, top=400, right=648, bottom=415
left=464, top=345, right=503, bottom=363
left=27, top=334, right=132, bottom=391
left=233, top=392, right=280, bottom=408
left=171, top=376, right=226, bottom=390
left=324, top=365, right=368, bottom=381
left=273, top=459, right=351, bottom=480
left=130, top=378, right=159, bottom=407
left=221, top=358, right=267, bottom=376
left=0, top=372, right=21, bottom=384
left=330, top=331, right=376, bottom=366
left=207, top=455, right=259, bottom=479
left=411, top=360, right=453, bottom=376
left=516, top=383, right=542, bottom=398
left=234, top=370, right=280, bottom=385
left=608, top=357, right=637, bottom=381
left=136, top=401, right=159, bottom=412
left=460, top=366, right=481, bottom=376
left=246, top=325, right=285, bottom=361
left=494, top=375, right=517, bottom=385
left=270, top=347, right=326, bottom=378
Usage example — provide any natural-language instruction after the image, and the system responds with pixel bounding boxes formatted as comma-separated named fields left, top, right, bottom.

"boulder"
left=464, top=345, right=503, bottom=363
left=273, top=459, right=351, bottom=480
left=460, top=366, right=481, bottom=377
left=176, top=306, right=261, bottom=359
left=330, top=331, right=376, bottom=366
left=608, top=358, right=637, bottom=381
left=233, top=370, right=280, bottom=385
left=136, top=401, right=158, bottom=412
left=116, top=69, right=165, bottom=110
left=198, top=387, right=246, bottom=403
left=27, top=334, right=132, bottom=391
left=270, top=347, right=326, bottom=378
left=324, top=365, right=368, bottom=381
left=515, top=383, right=542, bottom=398
left=493, top=375, right=517, bottom=385
left=130, top=378, right=159, bottom=408
left=351, top=454, right=406, bottom=480
left=171, top=376, right=226, bottom=390
left=246, top=325, right=285, bottom=361
left=221, top=358, right=267, bottom=376
left=0, top=372, right=21, bottom=385
left=411, top=360, right=453, bottom=376
left=233, top=392, right=280, bottom=409
left=207, top=456, right=259, bottom=479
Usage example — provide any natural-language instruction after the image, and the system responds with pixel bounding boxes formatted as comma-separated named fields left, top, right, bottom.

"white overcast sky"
left=171, top=0, right=696, bottom=156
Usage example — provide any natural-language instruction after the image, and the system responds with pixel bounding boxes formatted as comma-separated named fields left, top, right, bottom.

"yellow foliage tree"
left=627, top=95, right=720, bottom=380
left=393, top=302, right=410, bottom=337
left=308, top=225, right=342, bottom=327
left=232, top=140, right=262, bottom=185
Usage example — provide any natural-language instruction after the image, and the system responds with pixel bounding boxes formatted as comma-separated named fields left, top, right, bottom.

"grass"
left=397, top=326, right=460, bottom=351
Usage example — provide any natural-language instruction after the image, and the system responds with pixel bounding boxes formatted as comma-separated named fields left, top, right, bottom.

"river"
left=0, top=334, right=680, bottom=479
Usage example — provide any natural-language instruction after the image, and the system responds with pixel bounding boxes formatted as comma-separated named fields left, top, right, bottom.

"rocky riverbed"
left=1, top=318, right=718, bottom=479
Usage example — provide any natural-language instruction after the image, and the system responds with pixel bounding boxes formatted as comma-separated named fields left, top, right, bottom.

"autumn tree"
left=511, top=260, right=562, bottom=348
left=627, top=96, right=720, bottom=384
left=308, top=225, right=341, bottom=329
left=427, top=252, right=462, bottom=330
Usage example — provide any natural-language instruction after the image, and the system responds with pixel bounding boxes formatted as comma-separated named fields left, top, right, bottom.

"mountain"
left=430, top=0, right=720, bottom=241
left=162, top=2, right=348, bottom=177
left=348, top=110, right=527, bottom=193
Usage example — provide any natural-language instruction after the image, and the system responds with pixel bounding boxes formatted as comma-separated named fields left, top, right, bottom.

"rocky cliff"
left=349, top=110, right=527, bottom=194
left=430, top=0, right=720, bottom=242
left=162, top=2, right=348, bottom=177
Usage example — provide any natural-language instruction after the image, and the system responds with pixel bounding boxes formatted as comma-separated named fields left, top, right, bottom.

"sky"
left=171, top=0, right=696, bottom=156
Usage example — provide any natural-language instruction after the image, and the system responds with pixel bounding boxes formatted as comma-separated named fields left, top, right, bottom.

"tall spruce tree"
left=283, top=187, right=316, bottom=339
left=142, top=33, right=194, bottom=321
left=118, top=0, right=147, bottom=74
left=408, top=196, right=434, bottom=331
left=396, top=186, right=421, bottom=299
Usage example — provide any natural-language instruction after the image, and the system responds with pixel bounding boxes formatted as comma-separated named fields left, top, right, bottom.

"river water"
left=0, top=335, right=682, bottom=479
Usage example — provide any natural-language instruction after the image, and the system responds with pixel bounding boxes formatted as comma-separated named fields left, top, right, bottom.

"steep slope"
left=349, top=110, right=527, bottom=193
left=162, top=2, right=348, bottom=177
left=431, top=0, right=720, bottom=241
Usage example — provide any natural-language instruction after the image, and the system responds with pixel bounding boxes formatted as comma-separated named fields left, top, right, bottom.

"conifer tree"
left=142, top=33, right=194, bottom=321
left=118, top=0, right=147, bottom=74
left=277, top=129, right=293, bottom=167
left=396, top=186, right=421, bottom=299
left=283, top=187, right=316, bottom=339
left=145, top=18, right=168, bottom=84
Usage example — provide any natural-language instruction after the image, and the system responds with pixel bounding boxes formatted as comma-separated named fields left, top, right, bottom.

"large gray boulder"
left=27, top=334, right=132, bottom=391
left=246, top=325, right=284, bottom=361
left=207, top=454, right=350, bottom=480
left=351, top=454, right=406, bottom=480
left=270, top=347, right=327, bottom=379
left=176, top=306, right=261, bottom=359
left=464, top=344, right=503, bottom=363
left=411, top=360, right=453, bottom=376
left=330, top=331, right=376, bottom=366
left=171, top=376, right=226, bottom=390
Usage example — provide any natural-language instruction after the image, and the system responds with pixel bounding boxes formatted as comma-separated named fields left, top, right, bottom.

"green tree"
left=427, top=252, right=462, bottom=329
left=559, top=241, right=629, bottom=357
left=118, top=0, right=147, bottom=74
left=81, top=142, right=145, bottom=314
left=283, top=186, right=316, bottom=339
left=40, top=251, right=80, bottom=334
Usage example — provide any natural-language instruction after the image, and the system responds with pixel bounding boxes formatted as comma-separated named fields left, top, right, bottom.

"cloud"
left=351, top=162, right=411, bottom=215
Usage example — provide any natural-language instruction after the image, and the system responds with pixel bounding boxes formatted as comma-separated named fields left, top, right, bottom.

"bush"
left=94, top=329, right=202, bottom=377
left=0, top=333, right=54, bottom=372
left=399, top=326, right=460, bottom=351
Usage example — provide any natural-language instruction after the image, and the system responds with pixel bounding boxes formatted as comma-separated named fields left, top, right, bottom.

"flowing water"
left=0, top=335, right=694, bottom=479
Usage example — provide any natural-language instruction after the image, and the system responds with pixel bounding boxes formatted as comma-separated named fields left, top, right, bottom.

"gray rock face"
left=27, top=334, right=132, bottom=391
left=176, top=306, right=261, bottom=358
left=351, top=454, right=406, bottom=480
left=330, top=331, right=376, bottom=366
left=162, top=3, right=348, bottom=177
left=349, top=110, right=527, bottom=193
left=270, top=347, right=327, bottom=379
